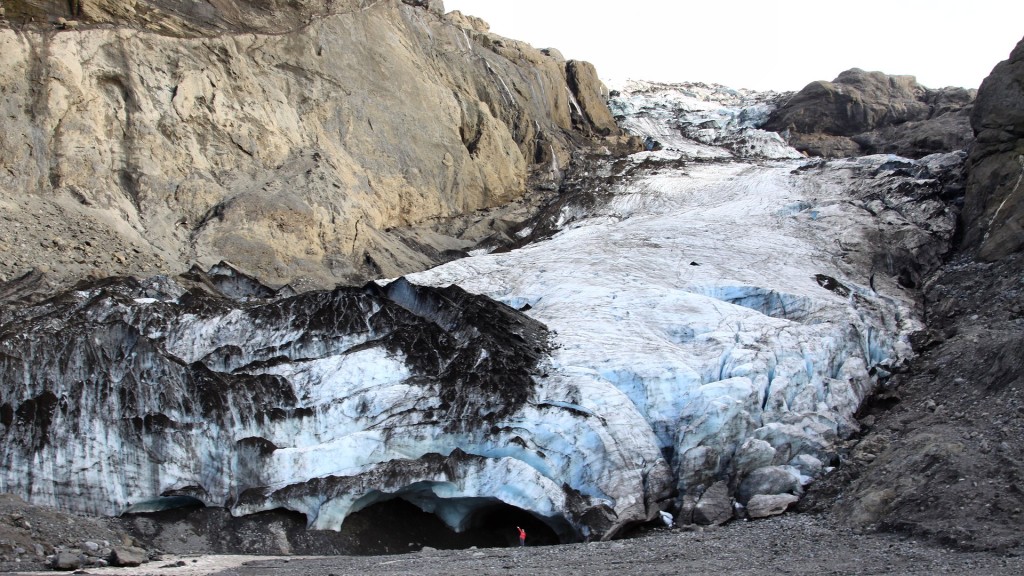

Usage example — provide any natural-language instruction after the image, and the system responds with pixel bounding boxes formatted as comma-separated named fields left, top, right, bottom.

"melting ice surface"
left=408, top=83, right=928, bottom=508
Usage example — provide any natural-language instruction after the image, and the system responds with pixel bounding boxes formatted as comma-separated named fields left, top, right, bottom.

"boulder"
left=50, top=551, right=83, bottom=571
left=692, top=481, right=734, bottom=526
left=963, top=35, right=1024, bottom=260
left=746, top=493, right=799, bottom=519
left=109, top=545, right=149, bottom=567
left=736, top=466, right=804, bottom=504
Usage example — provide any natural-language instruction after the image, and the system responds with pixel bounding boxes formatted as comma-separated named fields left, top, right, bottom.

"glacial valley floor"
left=7, top=513, right=1024, bottom=576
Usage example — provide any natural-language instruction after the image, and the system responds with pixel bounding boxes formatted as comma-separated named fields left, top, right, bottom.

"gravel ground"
left=6, top=514, right=1020, bottom=576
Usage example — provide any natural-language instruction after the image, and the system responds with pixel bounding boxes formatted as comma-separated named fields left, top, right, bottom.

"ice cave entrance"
left=345, top=485, right=565, bottom=551
left=121, top=495, right=206, bottom=515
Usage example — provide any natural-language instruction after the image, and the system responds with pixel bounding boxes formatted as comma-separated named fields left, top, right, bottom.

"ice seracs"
left=407, top=84, right=962, bottom=519
left=608, top=79, right=803, bottom=160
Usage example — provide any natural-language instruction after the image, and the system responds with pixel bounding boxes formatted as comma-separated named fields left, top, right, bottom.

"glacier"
left=407, top=82, right=961, bottom=519
left=0, top=82, right=962, bottom=540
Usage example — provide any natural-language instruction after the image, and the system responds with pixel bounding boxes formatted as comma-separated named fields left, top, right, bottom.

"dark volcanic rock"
left=962, top=35, right=1024, bottom=260
left=765, top=68, right=974, bottom=158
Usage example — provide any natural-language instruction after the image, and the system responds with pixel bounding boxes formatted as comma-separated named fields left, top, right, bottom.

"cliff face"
left=963, top=35, right=1024, bottom=260
left=0, top=0, right=626, bottom=290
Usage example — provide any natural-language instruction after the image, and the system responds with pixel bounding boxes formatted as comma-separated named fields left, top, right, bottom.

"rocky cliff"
left=765, top=69, right=975, bottom=159
left=962, top=35, right=1024, bottom=261
left=0, top=0, right=627, bottom=292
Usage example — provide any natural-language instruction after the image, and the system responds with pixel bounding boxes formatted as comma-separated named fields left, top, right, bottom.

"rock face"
left=764, top=69, right=974, bottom=158
left=962, top=35, right=1024, bottom=260
left=0, top=0, right=625, bottom=291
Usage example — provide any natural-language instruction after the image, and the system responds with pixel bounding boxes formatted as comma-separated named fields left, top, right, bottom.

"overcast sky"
left=442, top=0, right=1023, bottom=91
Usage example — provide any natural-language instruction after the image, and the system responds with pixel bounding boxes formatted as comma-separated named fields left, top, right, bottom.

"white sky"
left=442, top=0, right=1024, bottom=91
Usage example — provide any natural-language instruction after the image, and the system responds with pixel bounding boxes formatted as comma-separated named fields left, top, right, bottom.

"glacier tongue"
left=0, top=82, right=962, bottom=538
left=407, top=84, right=963, bottom=514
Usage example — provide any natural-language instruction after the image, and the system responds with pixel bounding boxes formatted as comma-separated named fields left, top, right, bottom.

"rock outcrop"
left=0, top=0, right=628, bottom=292
left=962, top=35, right=1024, bottom=260
left=764, top=69, right=974, bottom=158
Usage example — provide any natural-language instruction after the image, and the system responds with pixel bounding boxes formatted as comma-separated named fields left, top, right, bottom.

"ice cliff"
left=408, top=82, right=964, bottom=524
left=0, top=265, right=668, bottom=541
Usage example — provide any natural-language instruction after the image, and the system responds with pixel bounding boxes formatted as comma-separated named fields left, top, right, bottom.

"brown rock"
left=109, top=545, right=149, bottom=567
left=566, top=60, right=618, bottom=137
left=692, top=481, right=733, bottom=526
left=746, top=494, right=799, bottom=519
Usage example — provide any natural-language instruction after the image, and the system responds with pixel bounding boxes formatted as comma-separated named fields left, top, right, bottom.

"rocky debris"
left=765, top=68, right=974, bottom=158
left=46, top=538, right=146, bottom=570
left=962, top=34, right=1024, bottom=260
left=1, top=499, right=1023, bottom=574
left=0, top=493, right=148, bottom=572
left=800, top=252, right=1024, bottom=552
left=127, top=514, right=1024, bottom=576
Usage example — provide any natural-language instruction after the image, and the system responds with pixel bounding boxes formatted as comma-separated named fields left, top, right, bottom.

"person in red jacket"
left=517, top=526, right=526, bottom=547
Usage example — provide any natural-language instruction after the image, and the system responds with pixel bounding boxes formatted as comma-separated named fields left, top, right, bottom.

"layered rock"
left=962, top=35, right=1024, bottom=260
left=765, top=69, right=974, bottom=158
left=0, top=0, right=627, bottom=291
